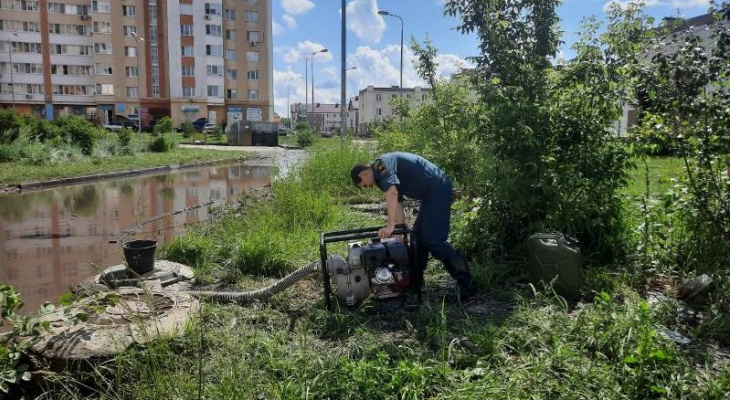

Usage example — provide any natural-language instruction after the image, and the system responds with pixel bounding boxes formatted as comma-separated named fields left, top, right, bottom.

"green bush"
left=296, top=128, right=316, bottom=147
left=181, top=121, right=194, bottom=138
left=0, top=109, right=21, bottom=143
left=53, top=115, right=99, bottom=155
left=153, top=116, right=173, bottom=136
left=148, top=135, right=173, bottom=153
left=118, top=127, right=134, bottom=147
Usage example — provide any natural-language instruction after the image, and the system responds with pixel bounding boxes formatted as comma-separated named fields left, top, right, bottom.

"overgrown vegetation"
left=1, top=1, right=729, bottom=398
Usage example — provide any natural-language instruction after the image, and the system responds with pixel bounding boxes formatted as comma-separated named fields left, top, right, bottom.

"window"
left=122, top=5, right=136, bottom=17
left=182, top=66, right=194, bottom=77
left=180, top=25, right=193, bottom=35
left=93, top=42, right=112, bottom=54
left=226, top=69, right=237, bottom=79
left=183, top=86, right=194, bottom=97
left=207, top=85, right=220, bottom=97
left=247, top=89, right=258, bottom=99
left=377, top=108, right=382, bottom=116
left=125, top=66, right=138, bottom=77
left=92, top=21, right=111, bottom=34
left=204, top=3, right=221, bottom=16
left=180, top=3, right=193, bottom=14
left=96, top=83, right=114, bottom=95
left=246, top=51, right=259, bottom=62
left=206, top=45, right=222, bottom=57
left=245, top=11, right=258, bottom=22
left=225, top=29, right=236, bottom=40
left=91, top=1, right=110, bottom=13
left=224, top=9, right=235, bottom=20
left=225, top=49, right=236, bottom=60
left=206, top=24, right=222, bottom=36
left=227, top=89, right=237, bottom=99
left=206, top=65, right=223, bottom=76
left=124, top=46, right=137, bottom=57
left=247, top=70, right=259, bottom=80
left=126, top=87, right=138, bottom=97
left=246, top=31, right=259, bottom=43
left=123, top=26, right=136, bottom=36
left=181, top=46, right=193, bottom=56
left=376, top=94, right=382, bottom=102
left=94, top=63, right=113, bottom=74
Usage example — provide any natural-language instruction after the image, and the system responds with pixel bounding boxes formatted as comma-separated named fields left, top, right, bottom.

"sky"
left=271, top=0, right=714, bottom=118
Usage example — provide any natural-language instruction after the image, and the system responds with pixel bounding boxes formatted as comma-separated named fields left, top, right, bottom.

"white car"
left=102, top=122, right=123, bottom=131
left=201, top=123, right=217, bottom=133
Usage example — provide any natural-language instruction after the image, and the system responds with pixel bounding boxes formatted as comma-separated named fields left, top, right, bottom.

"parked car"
left=201, top=122, right=217, bottom=133
left=177, top=118, right=208, bottom=132
left=103, top=120, right=138, bottom=131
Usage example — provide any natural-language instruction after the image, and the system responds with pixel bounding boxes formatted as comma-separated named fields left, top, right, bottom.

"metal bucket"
left=122, top=240, right=158, bottom=274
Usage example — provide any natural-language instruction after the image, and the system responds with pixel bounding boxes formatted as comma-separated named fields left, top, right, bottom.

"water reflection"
left=0, top=163, right=272, bottom=313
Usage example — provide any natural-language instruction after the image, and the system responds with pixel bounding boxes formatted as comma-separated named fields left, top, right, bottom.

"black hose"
left=187, top=261, right=320, bottom=304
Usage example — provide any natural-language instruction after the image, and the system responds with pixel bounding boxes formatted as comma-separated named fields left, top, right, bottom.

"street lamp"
left=131, top=31, right=144, bottom=136
left=287, top=74, right=301, bottom=129
left=378, top=10, right=403, bottom=116
left=340, top=66, right=357, bottom=137
left=304, top=51, right=325, bottom=127
left=310, top=49, right=328, bottom=129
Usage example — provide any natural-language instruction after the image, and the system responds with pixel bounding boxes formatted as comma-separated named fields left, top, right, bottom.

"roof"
left=348, top=96, right=359, bottom=110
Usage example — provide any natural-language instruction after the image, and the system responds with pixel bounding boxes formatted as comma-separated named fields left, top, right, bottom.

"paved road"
left=179, top=144, right=286, bottom=156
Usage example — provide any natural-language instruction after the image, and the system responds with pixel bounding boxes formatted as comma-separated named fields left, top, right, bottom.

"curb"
left=1, top=157, right=246, bottom=195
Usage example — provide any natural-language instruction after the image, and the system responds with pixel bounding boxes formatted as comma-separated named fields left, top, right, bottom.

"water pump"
left=319, top=224, right=415, bottom=309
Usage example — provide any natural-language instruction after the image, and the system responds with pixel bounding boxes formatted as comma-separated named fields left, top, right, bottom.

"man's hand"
left=379, top=225, right=395, bottom=239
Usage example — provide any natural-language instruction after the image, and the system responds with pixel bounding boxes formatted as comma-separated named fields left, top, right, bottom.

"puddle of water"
left=0, top=162, right=273, bottom=314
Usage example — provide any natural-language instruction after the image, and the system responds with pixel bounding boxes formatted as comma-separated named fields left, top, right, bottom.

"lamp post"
left=308, top=48, right=328, bottom=130
left=8, top=33, right=17, bottom=109
left=131, top=31, right=144, bottom=136
left=287, top=74, right=301, bottom=129
left=341, top=66, right=357, bottom=137
left=378, top=10, right=403, bottom=122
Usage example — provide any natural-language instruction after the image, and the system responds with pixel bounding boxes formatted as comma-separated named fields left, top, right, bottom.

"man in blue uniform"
left=350, top=152, right=476, bottom=300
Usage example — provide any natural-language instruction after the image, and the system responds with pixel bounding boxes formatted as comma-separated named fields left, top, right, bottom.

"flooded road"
left=0, top=159, right=284, bottom=313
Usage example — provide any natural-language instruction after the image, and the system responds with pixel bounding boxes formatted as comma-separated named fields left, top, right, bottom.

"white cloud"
left=272, top=43, right=473, bottom=117
left=282, top=0, right=315, bottom=15
left=282, top=14, right=298, bottom=29
left=603, top=0, right=663, bottom=13
left=273, top=21, right=284, bottom=36
left=346, top=0, right=387, bottom=44
left=281, top=41, right=334, bottom=64
left=670, top=0, right=710, bottom=7
left=602, top=0, right=708, bottom=12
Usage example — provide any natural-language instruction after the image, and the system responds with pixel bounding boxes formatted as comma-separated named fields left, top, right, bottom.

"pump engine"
left=320, top=225, right=414, bottom=309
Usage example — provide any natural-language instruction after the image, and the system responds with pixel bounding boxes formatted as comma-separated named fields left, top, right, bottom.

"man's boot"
left=443, top=252, right=476, bottom=301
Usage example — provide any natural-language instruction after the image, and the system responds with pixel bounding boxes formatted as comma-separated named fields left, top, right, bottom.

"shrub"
left=181, top=121, right=194, bottom=138
left=118, top=127, right=134, bottom=147
left=0, top=109, right=21, bottom=143
left=54, top=115, right=99, bottom=155
left=296, top=128, right=316, bottom=147
left=153, top=116, right=173, bottom=136
left=148, top=135, right=173, bottom=152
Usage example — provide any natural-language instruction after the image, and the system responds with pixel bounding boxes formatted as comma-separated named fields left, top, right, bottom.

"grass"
left=17, top=148, right=730, bottom=399
left=0, top=147, right=247, bottom=188
left=624, top=156, right=687, bottom=197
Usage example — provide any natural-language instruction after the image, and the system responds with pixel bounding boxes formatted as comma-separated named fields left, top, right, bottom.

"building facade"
left=0, top=0, right=273, bottom=128
left=356, top=85, right=430, bottom=135
left=290, top=101, right=344, bottom=133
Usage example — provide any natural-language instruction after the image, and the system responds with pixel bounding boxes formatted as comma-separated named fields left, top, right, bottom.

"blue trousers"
left=411, top=178, right=458, bottom=267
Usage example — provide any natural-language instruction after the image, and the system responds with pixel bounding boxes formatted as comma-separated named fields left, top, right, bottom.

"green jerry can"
left=526, top=233, right=583, bottom=300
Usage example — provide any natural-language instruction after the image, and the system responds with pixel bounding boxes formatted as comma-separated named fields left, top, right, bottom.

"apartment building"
left=0, top=0, right=273, bottom=127
left=289, top=101, right=343, bottom=133
left=356, top=85, right=431, bottom=135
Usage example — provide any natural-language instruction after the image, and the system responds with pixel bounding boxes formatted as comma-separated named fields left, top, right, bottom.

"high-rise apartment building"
left=0, top=0, right=273, bottom=127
